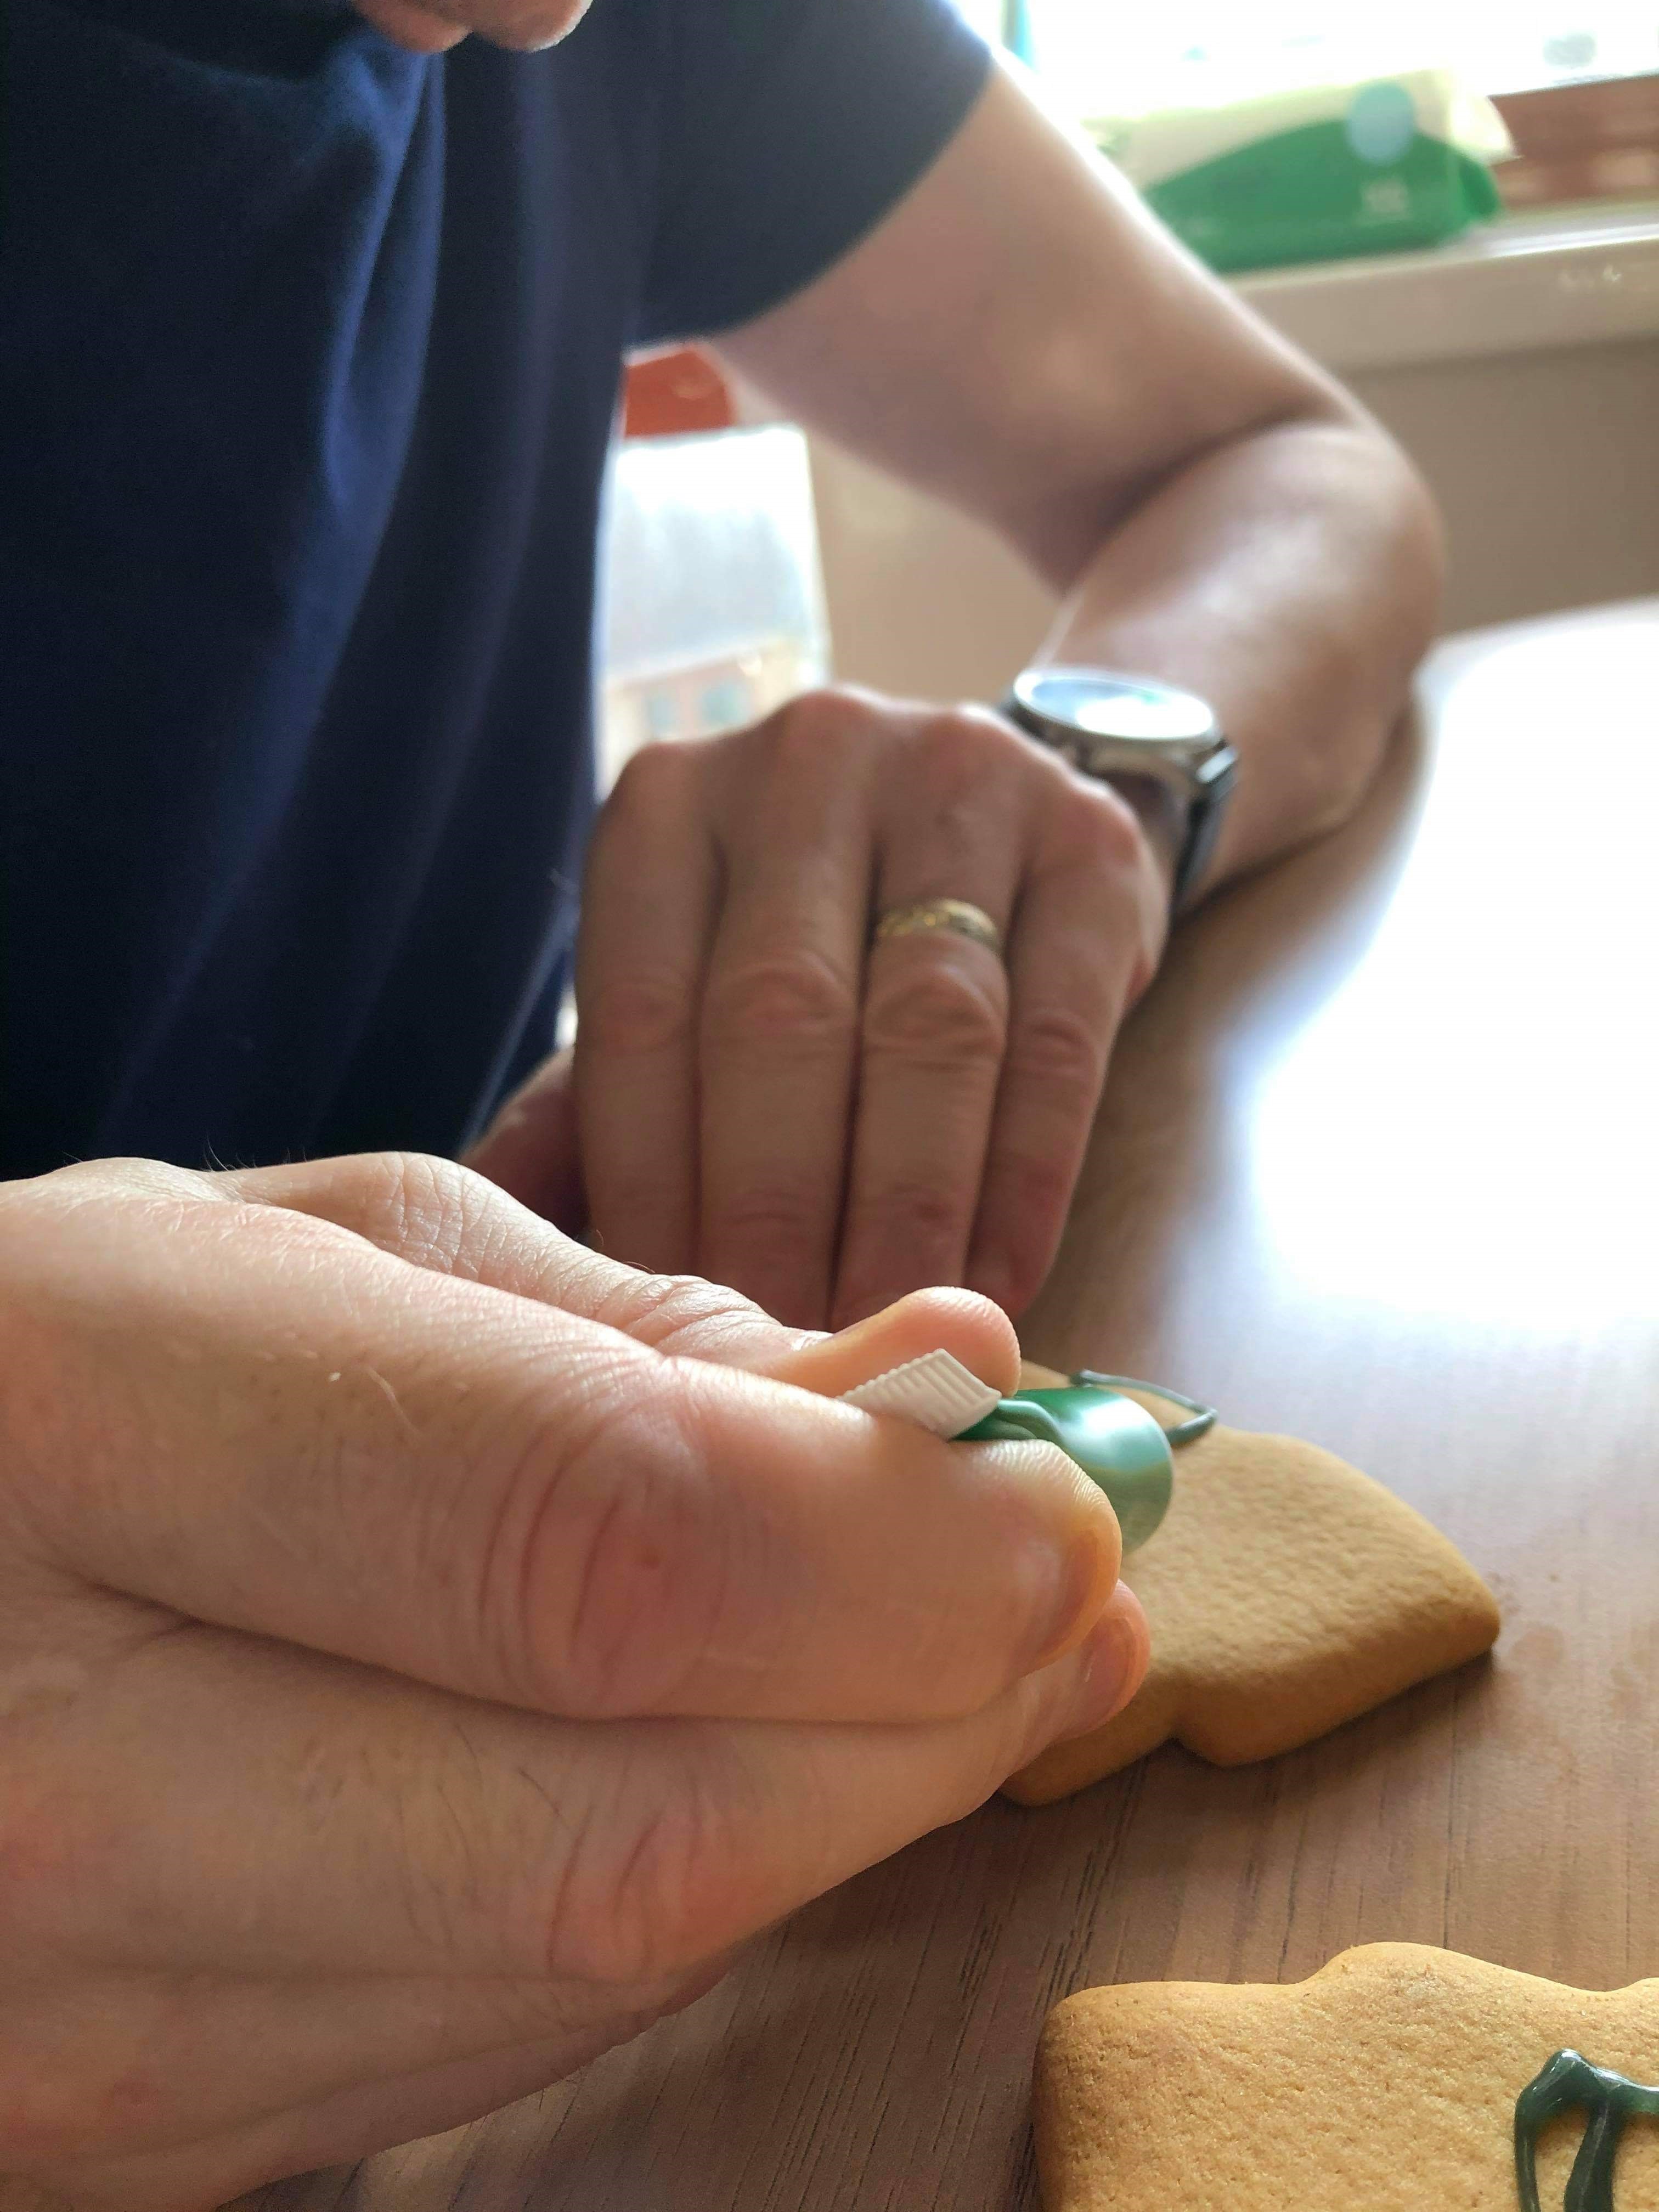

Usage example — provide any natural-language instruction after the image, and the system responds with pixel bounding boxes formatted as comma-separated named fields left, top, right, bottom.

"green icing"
left=961, top=1386, right=1175, bottom=1552
left=1071, top=1371, right=1217, bottom=1449
left=1515, top=2050, right=1659, bottom=2212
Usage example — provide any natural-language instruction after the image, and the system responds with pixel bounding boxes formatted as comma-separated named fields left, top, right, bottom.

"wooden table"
left=248, top=599, right=1659, bottom=2212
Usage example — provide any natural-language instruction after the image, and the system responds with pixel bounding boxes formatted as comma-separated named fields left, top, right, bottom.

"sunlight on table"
left=1248, top=608, right=1659, bottom=1333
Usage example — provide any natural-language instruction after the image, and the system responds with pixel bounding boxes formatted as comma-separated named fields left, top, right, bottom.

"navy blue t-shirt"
left=0, top=0, right=989, bottom=1178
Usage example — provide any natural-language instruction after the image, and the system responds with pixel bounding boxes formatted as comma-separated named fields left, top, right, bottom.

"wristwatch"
left=1001, top=666, right=1238, bottom=913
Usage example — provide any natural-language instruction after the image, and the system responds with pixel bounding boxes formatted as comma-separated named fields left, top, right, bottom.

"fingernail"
left=1053, top=1587, right=1149, bottom=1741
left=774, top=1291, right=1016, bottom=1403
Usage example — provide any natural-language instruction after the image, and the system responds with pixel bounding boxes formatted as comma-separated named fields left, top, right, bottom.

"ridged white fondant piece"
left=838, top=1349, right=1003, bottom=1439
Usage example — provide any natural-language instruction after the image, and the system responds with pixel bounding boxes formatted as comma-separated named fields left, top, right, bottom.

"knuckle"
left=707, top=1185, right=825, bottom=1263
left=440, top=1378, right=590, bottom=1712
left=558, top=1444, right=722, bottom=1718
left=929, top=701, right=1012, bottom=759
left=772, top=682, right=874, bottom=741
left=863, top=961, right=1007, bottom=1070
left=551, top=1746, right=742, bottom=1985
left=580, top=968, right=696, bottom=1060
left=606, top=735, right=699, bottom=823
left=20, top=1155, right=213, bottom=1228
left=906, top=708, right=1012, bottom=819
left=746, top=685, right=878, bottom=781
left=1007, top=1003, right=1107, bottom=1107
left=357, top=1149, right=486, bottom=1267
left=702, top=950, right=856, bottom=1057
left=45, top=1154, right=198, bottom=1198
left=990, top=1148, right=1077, bottom=1228
left=487, top=1374, right=731, bottom=1722
left=585, top=1267, right=769, bottom=1353
left=1049, top=777, right=1146, bottom=874
left=851, top=1176, right=969, bottom=1259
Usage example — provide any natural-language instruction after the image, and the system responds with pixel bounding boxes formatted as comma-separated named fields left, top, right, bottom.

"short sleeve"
left=634, top=0, right=992, bottom=345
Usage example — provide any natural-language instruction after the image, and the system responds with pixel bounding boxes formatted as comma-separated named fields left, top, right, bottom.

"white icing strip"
left=837, top=1349, right=1003, bottom=1439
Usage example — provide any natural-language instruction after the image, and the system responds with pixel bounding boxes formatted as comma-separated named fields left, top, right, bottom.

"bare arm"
left=715, top=59, right=1443, bottom=896
left=531, top=52, right=1446, bottom=1326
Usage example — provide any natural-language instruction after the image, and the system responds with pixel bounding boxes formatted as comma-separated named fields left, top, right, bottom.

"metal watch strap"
left=1001, top=691, right=1235, bottom=913
left=1170, top=746, right=1238, bottom=911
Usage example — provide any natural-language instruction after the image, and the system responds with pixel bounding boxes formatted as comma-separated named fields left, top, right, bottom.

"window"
left=959, top=4, right=1659, bottom=215
left=959, top=3, right=1658, bottom=107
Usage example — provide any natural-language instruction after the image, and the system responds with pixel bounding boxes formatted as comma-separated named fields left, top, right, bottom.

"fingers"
left=692, top=708, right=872, bottom=1326
left=831, top=724, right=1166, bottom=1324
left=15, top=1602, right=707, bottom=1987
left=574, top=691, right=1163, bottom=1329
left=26, top=1585, right=1142, bottom=2201
left=229, top=1146, right=791, bottom=1364
left=575, top=741, right=720, bottom=1275
left=830, top=924, right=1007, bottom=1327
left=8, top=1161, right=1117, bottom=1728
left=37, top=1591, right=1145, bottom=1990
left=967, top=786, right=1164, bottom=1315
left=764, top=1284, right=1019, bottom=1400
left=827, top=729, right=1019, bottom=1324
left=539, top=1594, right=1149, bottom=1984
left=462, top=1046, right=585, bottom=1231
left=17, top=1692, right=710, bottom=2203
left=226, top=1152, right=1018, bottom=1393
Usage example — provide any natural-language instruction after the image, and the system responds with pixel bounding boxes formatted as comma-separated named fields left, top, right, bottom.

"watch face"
left=1017, top=668, right=1217, bottom=748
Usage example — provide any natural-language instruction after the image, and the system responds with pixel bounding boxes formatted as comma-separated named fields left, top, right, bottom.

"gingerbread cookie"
left=1005, top=1367, right=1499, bottom=1804
left=1035, top=1943, right=1659, bottom=2210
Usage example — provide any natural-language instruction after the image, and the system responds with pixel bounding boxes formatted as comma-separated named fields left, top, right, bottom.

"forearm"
left=1037, top=410, right=1444, bottom=899
left=720, top=63, right=1442, bottom=905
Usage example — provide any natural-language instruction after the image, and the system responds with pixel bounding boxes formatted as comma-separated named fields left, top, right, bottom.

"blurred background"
left=600, top=1, right=1658, bottom=779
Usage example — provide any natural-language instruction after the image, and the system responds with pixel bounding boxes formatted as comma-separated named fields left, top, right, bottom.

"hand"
left=568, top=687, right=1168, bottom=1331
left=351, top=0, right=591, bottom=54
left=0, top=1152, right=1145, bottom=2209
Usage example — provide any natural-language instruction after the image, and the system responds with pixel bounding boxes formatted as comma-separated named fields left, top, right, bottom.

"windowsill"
left=1236, top=200, right=1659, bottom=374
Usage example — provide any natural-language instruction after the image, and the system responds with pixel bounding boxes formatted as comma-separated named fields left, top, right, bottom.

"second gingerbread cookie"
left=1005, top=1368, right=1499, bottom=1804
left=1036, top=1944, right=1659, bottom=2210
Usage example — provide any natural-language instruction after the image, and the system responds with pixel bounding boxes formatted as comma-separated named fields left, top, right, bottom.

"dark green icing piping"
left=1515, top=2049, right=1659, bottom=2212
left=1069, top=1371, right=1218, bottom=1447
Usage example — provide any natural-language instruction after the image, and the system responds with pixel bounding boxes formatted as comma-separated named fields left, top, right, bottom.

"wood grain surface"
left=239, top=599, right=1659, bottom=2212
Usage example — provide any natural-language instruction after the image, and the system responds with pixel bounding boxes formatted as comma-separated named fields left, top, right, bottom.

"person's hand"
left=563, top=688, right=1167, bottom=1331
left=0, top=1152, right=1146, bottom=2210
left=351, top=0, right=591, bottom=55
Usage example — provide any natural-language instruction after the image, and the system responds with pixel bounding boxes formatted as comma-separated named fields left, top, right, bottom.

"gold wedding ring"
left=872, top=897, right=1004, bottom=958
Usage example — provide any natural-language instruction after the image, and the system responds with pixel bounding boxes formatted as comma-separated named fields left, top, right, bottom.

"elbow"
left=1300, top=408, right=1447, bottom=842
left=1310, top=387, right=1447, bottom=664
left=1382, top=424, right=1447, bottom=671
